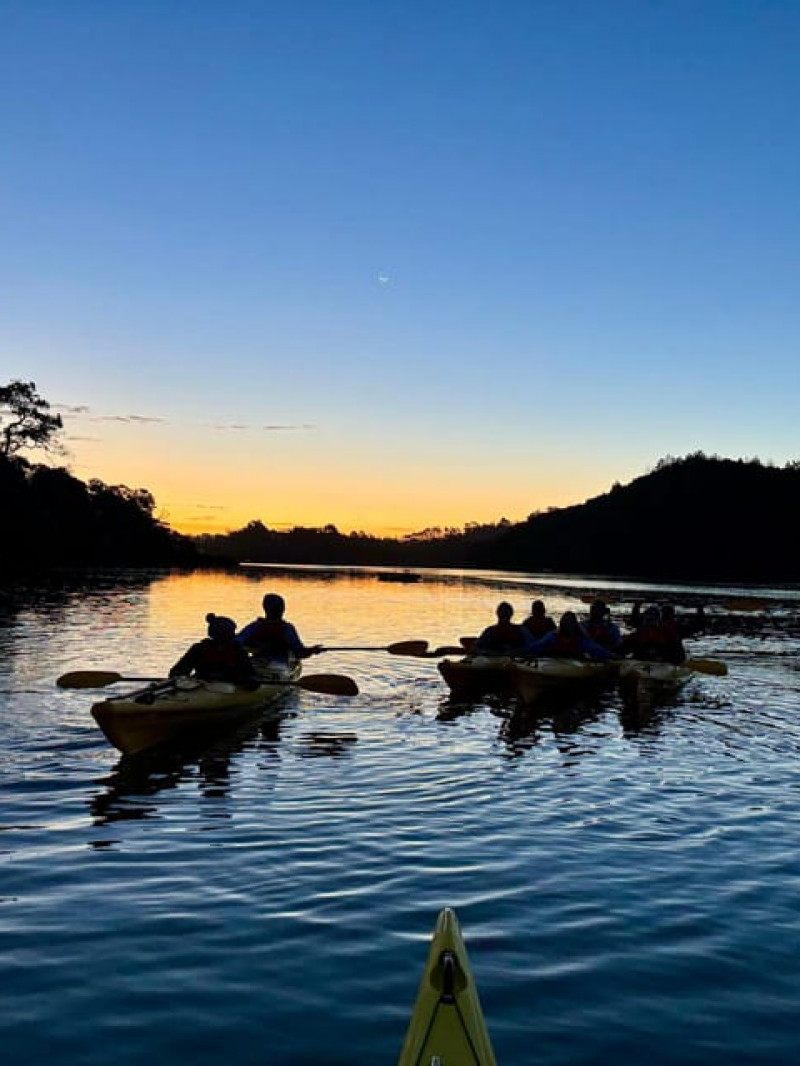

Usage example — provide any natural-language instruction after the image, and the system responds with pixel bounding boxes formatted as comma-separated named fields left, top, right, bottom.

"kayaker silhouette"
left=474, top=602, right=537, bottom=655
left=522, top=599, right=557, bottom=639
left=237, top=593, right=322, bottom=663
left=169, top=613, right=260, bottom=687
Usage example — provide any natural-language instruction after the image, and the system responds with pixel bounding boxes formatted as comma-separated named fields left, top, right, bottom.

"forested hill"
left=0, top=455, right=198, bottom=574
left=470, top=455, right=800, bottom=581
left=197, top=455, right=800, bottom=582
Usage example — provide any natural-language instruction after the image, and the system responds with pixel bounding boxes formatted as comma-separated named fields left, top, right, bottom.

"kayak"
left=438, top=655, right=514, bottom=700
left=511, top=657, right=616, bottom=707
left=618, top=659, right=695, bottom=699
left=397, top=907, right=497, bottom=1066
left=91, top=660, right=302, bottom=756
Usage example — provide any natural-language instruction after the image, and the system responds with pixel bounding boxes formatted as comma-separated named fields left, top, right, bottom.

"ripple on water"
left=3, top=572, right=800, bottom=1064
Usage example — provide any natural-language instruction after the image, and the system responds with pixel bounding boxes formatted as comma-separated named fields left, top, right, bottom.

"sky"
left=2, top=0, right=799, bottom=536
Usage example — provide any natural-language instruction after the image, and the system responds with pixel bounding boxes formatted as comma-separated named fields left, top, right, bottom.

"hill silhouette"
left=197, top=454, right=800, bottom=582
left=3, top=452, right=798, bottom=582
left=470, top=453, right=800, bottom=581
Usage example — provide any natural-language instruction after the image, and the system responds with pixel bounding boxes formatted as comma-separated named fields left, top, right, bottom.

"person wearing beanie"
left=236, top=593, right=322, bottom=663
left=169, top=613, right=260, bottom=687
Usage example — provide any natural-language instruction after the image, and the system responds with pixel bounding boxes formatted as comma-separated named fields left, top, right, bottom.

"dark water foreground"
left=2, top=568, right=800, bottom=1065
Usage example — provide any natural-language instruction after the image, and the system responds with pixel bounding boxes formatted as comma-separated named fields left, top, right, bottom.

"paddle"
left=723, top=597, right=768, bottom=612
left=319, top=640, right=430, bottom=656
left=56, top=670, right=359, bottom=695
left=685, top=657, right=728, bottom=676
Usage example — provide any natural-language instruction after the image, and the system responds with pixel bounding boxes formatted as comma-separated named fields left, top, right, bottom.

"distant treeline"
left=4, top=452, right=799, bottom=582
left=0, top=455, right=197, bottom=574
left=196, top=455, right=800, bottom=582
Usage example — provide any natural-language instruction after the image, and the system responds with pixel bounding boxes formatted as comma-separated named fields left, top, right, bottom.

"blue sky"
left=2, top=1, right=798, bottom=534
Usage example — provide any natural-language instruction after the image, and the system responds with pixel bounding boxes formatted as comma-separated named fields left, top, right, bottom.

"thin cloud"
left=55, top=403, right=91, bottom=415
left=92, top=414, right=164, bottom=424
left=210, top=423, right=315, bottom=432
left=262, top=423, right=315, bottom=431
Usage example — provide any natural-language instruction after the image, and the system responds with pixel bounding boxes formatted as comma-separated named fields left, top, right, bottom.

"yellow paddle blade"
left=723, top=597, right=768, bottom=612
left=686, top=657, right=728, bottom=676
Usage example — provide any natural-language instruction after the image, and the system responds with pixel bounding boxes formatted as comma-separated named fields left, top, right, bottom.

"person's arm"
left=517, top=626, right=538, bottom=652
left=283, top=622, right=322, bottom=658
left=524, top=632, right=556, bottom=656
left=579, top=635, right=615, bottom=661
left=169, top=643, right=200, bottom=678
left=235, top=620, right=258, bottom=645
left=473, top=625, right=495, bottom=653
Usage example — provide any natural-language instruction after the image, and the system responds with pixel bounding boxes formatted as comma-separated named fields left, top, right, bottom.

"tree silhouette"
left=0, top=380, right=64, bottom=457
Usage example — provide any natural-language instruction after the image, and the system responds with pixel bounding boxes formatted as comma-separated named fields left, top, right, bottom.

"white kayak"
left=511, top=657, right=616, bottom=707
left=91, top=660, right=302, bottom=755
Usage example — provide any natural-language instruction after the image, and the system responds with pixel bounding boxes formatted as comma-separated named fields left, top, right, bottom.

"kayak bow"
left=398, top=907, right=497, bottom=1066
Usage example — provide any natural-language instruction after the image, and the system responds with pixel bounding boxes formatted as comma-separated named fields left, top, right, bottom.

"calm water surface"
left=2, top=567, right=800, bottom=1065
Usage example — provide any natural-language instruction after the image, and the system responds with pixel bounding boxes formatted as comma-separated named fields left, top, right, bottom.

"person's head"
left=558, top=611, right=580, bottom=635
left=661, top=604, right=676, bottom=622
left=589, top=599, right=609, bottom=622
left=531, top=599, right=546, bottom=617
left=642, top=606, right=661, bottom=627
left=206, top=613, right=236, bottom=641
left=496, top=601, right=514, bottom=623
left=262, top=593, right=285, bottom=619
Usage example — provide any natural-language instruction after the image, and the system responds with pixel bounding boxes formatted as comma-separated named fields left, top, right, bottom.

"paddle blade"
left=57, top=670, right=124, bottom=689
left=387, top=640, right=429, bottom=656
left=296, top=673, right=359, bottom=696
left=723, top=597, right=768, bottom=612
left=686, top=657, right=728, bottom=676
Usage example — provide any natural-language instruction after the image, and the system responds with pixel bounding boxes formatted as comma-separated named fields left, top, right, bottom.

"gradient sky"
left=2, top=1, right=798, bottom=536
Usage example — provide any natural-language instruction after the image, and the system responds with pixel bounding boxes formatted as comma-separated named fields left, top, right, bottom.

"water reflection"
left=88, top=713, right=285, bottom=828
left=294, top=731, right=358, bottom=758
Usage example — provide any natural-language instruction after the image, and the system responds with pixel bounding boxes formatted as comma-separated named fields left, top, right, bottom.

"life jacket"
left=584, top=621, right=617, bottom=648
left=545, top=632, right=586, bottom=658
left=243, top=618, right=291, bottom=658
left=625, top=624, right=683, bottom=663
left=524, top=616, right=556, bottom=639
left=481, top=622, right=529, bottom=653
left=194, top=639, right=247, bottom=680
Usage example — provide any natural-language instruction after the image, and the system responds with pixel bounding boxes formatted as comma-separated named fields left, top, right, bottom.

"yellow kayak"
left=91, top=661, right=301, bottom=755
left=398, top=908, right=497, bottom=1066
left=438, top=656, right=514, bottom=700
left=511, top=657, right=616, bottom=707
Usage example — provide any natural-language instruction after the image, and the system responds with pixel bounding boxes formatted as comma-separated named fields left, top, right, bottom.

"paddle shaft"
left=57, top=669, right=359, bottom=694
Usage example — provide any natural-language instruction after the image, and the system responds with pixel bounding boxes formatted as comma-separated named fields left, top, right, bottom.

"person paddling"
left=474, top=602, right=537, bottom=655
left=169, top=614, right=260, bottom=688
left=522, top=599, right=557, bottom=639
left=582, top=599, right=622, bottom=650
left=617, top=606, right=686, bottom=664
left=525, top=611, right=616, bottom=661
left=237, top=593, right=322, bottom=663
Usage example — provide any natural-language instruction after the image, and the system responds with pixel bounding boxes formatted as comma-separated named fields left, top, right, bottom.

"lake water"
left=2, top=565, right=800, bottom=1065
